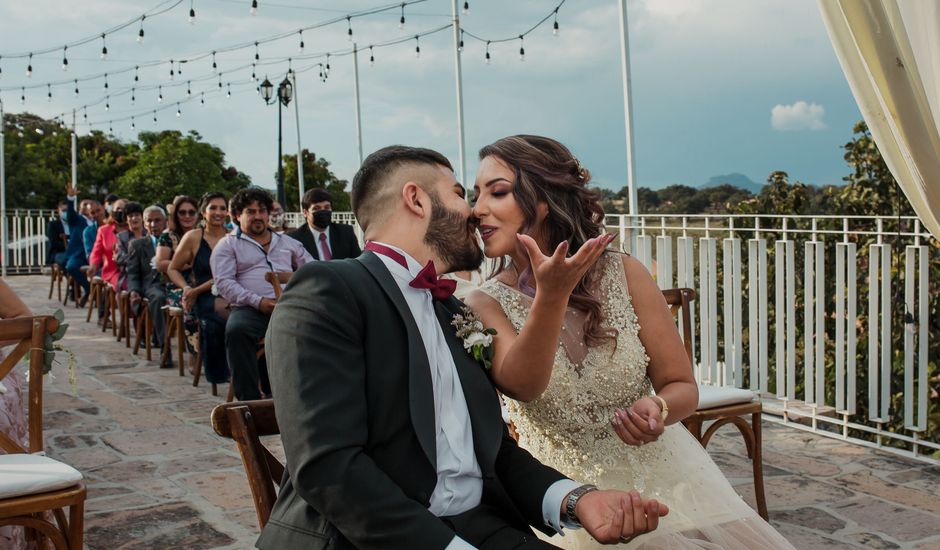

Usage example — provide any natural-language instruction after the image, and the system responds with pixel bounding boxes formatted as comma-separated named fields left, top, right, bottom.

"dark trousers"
left=65, top=255, right=89, bottom=294
left=141, top=285, right=167, bottom=347
left=443, top=505, right=560, bottom=550
left=226, top=306, right=270, bottom=401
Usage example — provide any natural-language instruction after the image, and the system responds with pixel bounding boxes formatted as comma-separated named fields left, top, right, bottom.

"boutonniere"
left=452, top=307, right=498, bottom=370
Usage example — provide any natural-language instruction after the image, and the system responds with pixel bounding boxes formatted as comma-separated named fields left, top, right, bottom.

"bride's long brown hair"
left=479, top=135, right=616, bottom=347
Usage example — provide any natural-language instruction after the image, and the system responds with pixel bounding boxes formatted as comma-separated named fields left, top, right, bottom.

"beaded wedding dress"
left=477, top=253, right=795, bottom=549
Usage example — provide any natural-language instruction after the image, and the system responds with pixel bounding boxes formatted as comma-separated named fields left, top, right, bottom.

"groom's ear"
left=402, top=181, right=429, bottom=218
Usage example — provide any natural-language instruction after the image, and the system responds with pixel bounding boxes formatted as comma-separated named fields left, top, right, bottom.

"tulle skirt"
left=534, top=424, right=795, bottom=549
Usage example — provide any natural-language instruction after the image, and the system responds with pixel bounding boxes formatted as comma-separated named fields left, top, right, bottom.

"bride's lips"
left=479, top=224, right=497, bottom=242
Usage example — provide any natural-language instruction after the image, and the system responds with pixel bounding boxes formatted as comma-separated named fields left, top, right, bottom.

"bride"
left=465, top=135, right=795, bottom=549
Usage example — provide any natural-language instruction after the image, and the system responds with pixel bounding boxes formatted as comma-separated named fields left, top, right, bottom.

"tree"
left=835, top=121, right=914, bottom=216
left=281, top=149, right=351, bottom=211
left=113, top=130, right=251, bottom=206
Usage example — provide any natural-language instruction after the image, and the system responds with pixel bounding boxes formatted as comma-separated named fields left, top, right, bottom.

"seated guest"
left=88, top=198, right=128, bottom=291
left=168, top=192, right=231, bottom=385
left=211, top=187, right=312, bottom=401
left=287, top=188, right=361, bottom=260
left=46, top=200, right=69, bottom=267
left=116, top=202, right=147, bottom=291
left=269, top=200, right=290, bottom=233
left=127, top=205, right=168, bottom=349
left=63, top=183, right=102, bottom=303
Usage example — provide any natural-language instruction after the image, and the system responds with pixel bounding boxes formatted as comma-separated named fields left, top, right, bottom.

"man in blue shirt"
left=64, top=182, right=104, bottom=304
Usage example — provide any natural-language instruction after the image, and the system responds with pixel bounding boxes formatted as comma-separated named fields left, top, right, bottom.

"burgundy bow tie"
left=365, top=242, right=456, bottom=301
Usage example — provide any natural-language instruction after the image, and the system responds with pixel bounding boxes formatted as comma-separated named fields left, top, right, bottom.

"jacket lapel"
left=433, top=299, right=502, bottom=476
left=358, top=252, right=437, bottom=471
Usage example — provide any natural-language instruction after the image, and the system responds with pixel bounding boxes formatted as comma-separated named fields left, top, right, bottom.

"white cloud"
left=771, top=101, right=827, bottom=131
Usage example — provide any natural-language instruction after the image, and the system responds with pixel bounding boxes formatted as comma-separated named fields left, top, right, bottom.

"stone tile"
left=157, top=452, right=243, bottom=476
left=85, top=502, right=235, bottom=549
left=88, top=459, right=158, bottom=483
left=735, top=475, right=855, bottom=508
left=915, top=539, right=940, bottom=550
left=859, top=455, right=924, bottom=472
left=763, top=449, right=843, bottom=477
left=43, top=391, right=92, bottom=410
left=772, top=522, right=863, bottom=550
left=111, top=405, right=185, bottom=431
left=710, top=450, right=788, bottom=481
left=178, top=471, right=254, bottom=510
left=835, top=471, right=940, bottom=516
left=102, top=426, right=219, bottom=456
left=847, top=532, right=900, bottom=549
left=772, top=506, right=846, bottom=534
left=129, top=478, right=188, bottom=500
left=86, top=491, right=161, bottom=513
left=887, top=467, right=940, bottom=494
left=43, top=410, right=84, bottom=429
left=51, top=433, right=100, bottom=450
left=57, top=445, right=123, bottom=470
left=832, top=498, right=940, bottom=542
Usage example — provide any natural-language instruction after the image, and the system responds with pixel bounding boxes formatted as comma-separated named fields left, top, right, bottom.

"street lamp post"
left=259, top=76, right=293, bottom=206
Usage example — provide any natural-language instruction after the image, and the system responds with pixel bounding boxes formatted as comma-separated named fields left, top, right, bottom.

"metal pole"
left=292, top=71, right=305, bottom=211
left=0, top=99, right=6, bottom=277
left=451, top=0, right=468, bottom=194
left=276, top=99, right=286, bottom=207
left=71, top=110, right=78, bottom=191
left=617, top=0, right=637, bottom=217
left=352, top=43, right=364, bottom=166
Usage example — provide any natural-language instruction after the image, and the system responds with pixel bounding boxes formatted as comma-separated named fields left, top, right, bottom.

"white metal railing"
left=616, top=213, right=937, bottom=464
left=1, top=208, right=56, bottom=274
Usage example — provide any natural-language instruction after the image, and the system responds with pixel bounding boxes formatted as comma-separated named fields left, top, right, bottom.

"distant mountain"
left=698, top=173, right=763, bottom=195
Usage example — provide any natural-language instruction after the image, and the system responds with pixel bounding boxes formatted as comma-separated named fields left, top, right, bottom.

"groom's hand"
left=573, top=489, right=668, bottom=545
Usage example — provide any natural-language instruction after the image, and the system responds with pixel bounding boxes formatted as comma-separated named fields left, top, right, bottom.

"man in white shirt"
left=260, top=146, right=667, bottom=550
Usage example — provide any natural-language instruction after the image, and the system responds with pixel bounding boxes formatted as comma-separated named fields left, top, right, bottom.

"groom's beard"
left=424, top=193, right=483, bottom=273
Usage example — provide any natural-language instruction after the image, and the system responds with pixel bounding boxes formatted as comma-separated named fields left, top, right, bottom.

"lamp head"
left=259, top=78, right=274, bottom=103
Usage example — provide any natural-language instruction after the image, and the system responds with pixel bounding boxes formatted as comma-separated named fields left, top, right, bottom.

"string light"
left=369, top=45, right=374, bottom=65
left=298, top=30, right=305, bottom=53
left=218, top=73, right=223, bottom=88
left=74, top=79, right=79, bottom=96
left=100, top=34, right=108, bottom=60
left=254, top=42, right=260, bottom=61
left=463, top=1, right=469, bottom=15
left=20, top=87, right=25, bottom=104
left=62, top=47, right=69, bottom=71
left=189, top=0, right=196, bottom=24
left=131, top=117, right=135, bottom=130
left=134, top=66, right=139, bottom=82
left=103, top=73, right=109, bottom=90
left=458, top=30, right=464, bottom=51
left=553, top=8, right=559, bottom=35
left=485, top=40, right=491, bottom=64
left=325, top=53, right=330, bottom=73
left=169, top=60, right=175, bottom=80
left=518, top=35, right=525, bottom=61
left=177, top=60, right=183, bottom=76
left=250, top=0, right=258, bottom=15
left=226, top=83, right=231, bottom=98
left=347, top=16, right=353, bottom=41
left=47, top=84, right=52, bottom=101
left=131, top=88, right=135, bottom=103
left=176, top=103, right=182, bottom=117
left=138, top=16, right=146, bottom=43
left=153, top=110, right=157, bottom=124
left=158, top=85, right=163, bottom=102
left=211, top=51, right=217, bottom=72
left=399, top=2, right=406, bottom=29
left=251, top=62, right=257, bottom=80
left=414, top=35, right=420, bottom=58
left=26, top=53, right=32, bottom=78
left=109, top=121, right=113, bottom=132
left=200, top=92, right=205, bottom=105
left=105, top=96, right=110, bottom=111
left=187, top=81, right=192, bottom=95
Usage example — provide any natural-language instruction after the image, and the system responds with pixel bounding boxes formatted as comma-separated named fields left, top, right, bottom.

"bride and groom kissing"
left=257, top=138, right=795, bottom=549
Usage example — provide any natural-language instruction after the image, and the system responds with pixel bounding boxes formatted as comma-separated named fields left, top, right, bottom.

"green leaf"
left=53, top=309, right=65, bottom=323
left=485, top=328, right=498, bottom=335
left=51, top=324, right=68, bottom=340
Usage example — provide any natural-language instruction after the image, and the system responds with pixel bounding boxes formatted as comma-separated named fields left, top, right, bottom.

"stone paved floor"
left=5, top=274, right=940, bottom=549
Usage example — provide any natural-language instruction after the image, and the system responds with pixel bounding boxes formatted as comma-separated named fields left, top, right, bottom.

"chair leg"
left=161, top=311, right=174, bottom=368
left=111, top=291, right=119, bottom=338
left=63, top=276, right=72, bottom=306
left=73, top=278, right=81, bottom=308
left=226, top=383, right=235, bottom=403
left=69, top=492, right=85, bottom=550
left=176, top=314, right=186, bottom=377
left=192, top=324, right=203, bottom=387
left=133, top=308, right=145, bottom=355
left=100, top=289, right=111, bottom=333
left=144, top=308, right=153, bottom=361
left=48, top=269, right=56, bottom=300
left=85, top=282, right=97, bottom=323
left=57, top=270, right=64, bottom=303
left=751, top=412, right=769, bottom=521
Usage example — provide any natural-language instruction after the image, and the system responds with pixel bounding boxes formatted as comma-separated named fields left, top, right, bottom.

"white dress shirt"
left=370, top=244, right=580, bottom=549
left=309, top=224, right=331, bottom=259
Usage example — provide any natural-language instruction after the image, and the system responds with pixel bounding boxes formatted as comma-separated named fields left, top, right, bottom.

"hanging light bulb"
left=177, top=60, right=183, bottom=76
left=226, top=83, right=232, bottom=98
left=131, top=88, right=136, bottom=103
left=211, top=52, right=217, bottom=72
left=105, top=97, right=110, bottom=111
left=201, top=92, right=205, bottom=105
left=138, top=15, right=146, bottom=42
left=176, top=103, right=182, bottom=118
left=134, top=66, right=139, bottom=82
left=131, top=117, right=135, bottom=130
left=518, top=35, right=525, bottom=62
left=463, top=1, right=469, bottom=15
left=325, top=54, right=330, bottom=73
left=347, top=16, right=353, bottom=41
left=158, top=85, right=163, bottom=102
left=26, top=53, right=32, bottom=77
left=218, top=73, right=223, bottom=89
left=458, top=30, right=464, bottom=51
left=104, top=74, right=109, bottom=90
left=153, top=110, right=158, bottom=124
left=298, top=30, right=305, bottom=52
left=553, top=9, right=559, bottom=35
left=62, top=46, right=69, bottom=71
left=169, top=60, right=175, bottom=80
left=20, top=87, right=25, bottom=104
left=109, top=121, right=113, bottom=133
left=369, top=46, right=374, bottom=66
left=189, top=0, right=196, bottom=23
left=254, top=42, right=260, bottom=61
left=250, top=0, right=258, bottom=15
left=399, top=2, right=405, bottom=29
left=251, top=62, right=257, bottom=80
left=414, top=36, right=420, bottom=58
left=485, top=41, right=491, bottom=64
left=47, top=84, right=52, bottom=102
left=100, top=34, right=108, bottom=59
left=187, top=81, right=192, bottom=95
left=74, top=80, right=79, bottom=96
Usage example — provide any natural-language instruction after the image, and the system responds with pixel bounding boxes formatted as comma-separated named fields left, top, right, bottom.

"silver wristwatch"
left=564, top=484, right=599, bottom=527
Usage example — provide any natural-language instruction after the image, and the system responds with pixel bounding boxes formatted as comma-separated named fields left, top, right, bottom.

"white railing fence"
left=615, top=214, right=937, bottom=464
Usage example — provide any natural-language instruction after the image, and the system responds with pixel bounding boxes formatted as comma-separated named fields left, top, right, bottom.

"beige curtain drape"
left=818, top=0, right=940, bottom=238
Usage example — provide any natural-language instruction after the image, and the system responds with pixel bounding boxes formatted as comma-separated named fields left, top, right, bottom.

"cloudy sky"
left=0, top=0, right=862, bottom=194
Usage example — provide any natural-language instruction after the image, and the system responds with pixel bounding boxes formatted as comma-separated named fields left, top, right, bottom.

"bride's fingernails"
left=650, top=418, right=658, bottom=430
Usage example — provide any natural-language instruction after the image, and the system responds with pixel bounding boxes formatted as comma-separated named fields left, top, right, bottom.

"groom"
left=259, top=145, right=667, bottom=549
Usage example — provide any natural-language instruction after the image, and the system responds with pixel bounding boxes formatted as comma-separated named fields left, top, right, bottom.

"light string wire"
left=461, top=0, right=565, bottom=44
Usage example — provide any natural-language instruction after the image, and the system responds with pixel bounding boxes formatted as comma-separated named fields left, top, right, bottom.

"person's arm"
left=266, top=263, right=457, bottom=549
left=210, top=237, right=263, bottom=309
left=167, top=232, right=197, bottom=305
left=155, top=238, right=174, bottom=274
left=610, top=255, right=698, bottom=446
left=466, top=234, right=614, bottom=402
left=291, top=239, right=313, bottom=270
left=0, top=279, right=33, bottom=346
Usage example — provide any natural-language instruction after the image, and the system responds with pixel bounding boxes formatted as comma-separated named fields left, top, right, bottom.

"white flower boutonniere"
left=452, top=306, right=498, bottom=370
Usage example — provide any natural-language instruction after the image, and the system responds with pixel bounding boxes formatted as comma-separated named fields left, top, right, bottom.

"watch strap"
left=564, top=484, right=599, bottom=527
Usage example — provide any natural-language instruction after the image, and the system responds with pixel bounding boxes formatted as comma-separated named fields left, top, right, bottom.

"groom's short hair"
left=352, top=145, right=453, bottom=232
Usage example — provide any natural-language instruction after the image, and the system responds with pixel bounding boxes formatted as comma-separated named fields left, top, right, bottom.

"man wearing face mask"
left=287, top=188, right=362, bottom=261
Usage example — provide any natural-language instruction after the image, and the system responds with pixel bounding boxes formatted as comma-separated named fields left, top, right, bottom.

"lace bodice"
left=478, top=253, right=662, bottom=487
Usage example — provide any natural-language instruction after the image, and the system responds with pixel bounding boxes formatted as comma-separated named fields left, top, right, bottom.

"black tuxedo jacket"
left=286, top=223, right=362, bottom=260
left=258, top=252, right=566, bottom=550
left=125, top=236, right=161, bottom=296
left=46, top=217, right=67, bottom=264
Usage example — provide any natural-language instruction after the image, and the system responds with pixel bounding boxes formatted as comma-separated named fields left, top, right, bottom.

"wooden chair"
left=132, top=298, right=154, bottom=361
left=84, top=276, right=103, bottom=323
left=48, top=264, right=65, bottom=303
left=663, top=288, right=769, bottom=520
left=100, top=285, right=119, bottom=337
left=264, top=271, right=291, bottom=300
left=0, top=316, right=86, bottom=549
left=210, top=400, right=283, bottom=530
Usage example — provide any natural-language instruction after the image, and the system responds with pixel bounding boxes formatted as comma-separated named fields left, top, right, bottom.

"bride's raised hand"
left=517, top=232, right=615, bottom=299
left=611, top=397, right=664, bottom=446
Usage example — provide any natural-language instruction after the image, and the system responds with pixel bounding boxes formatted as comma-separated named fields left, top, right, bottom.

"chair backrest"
left=264, top=272, right=293, bottom=300
left=661, top=288, right=696, bottom=364
left=210, top=399, right=283, bottom=530
left=0, top=315, right=59, bottom=454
